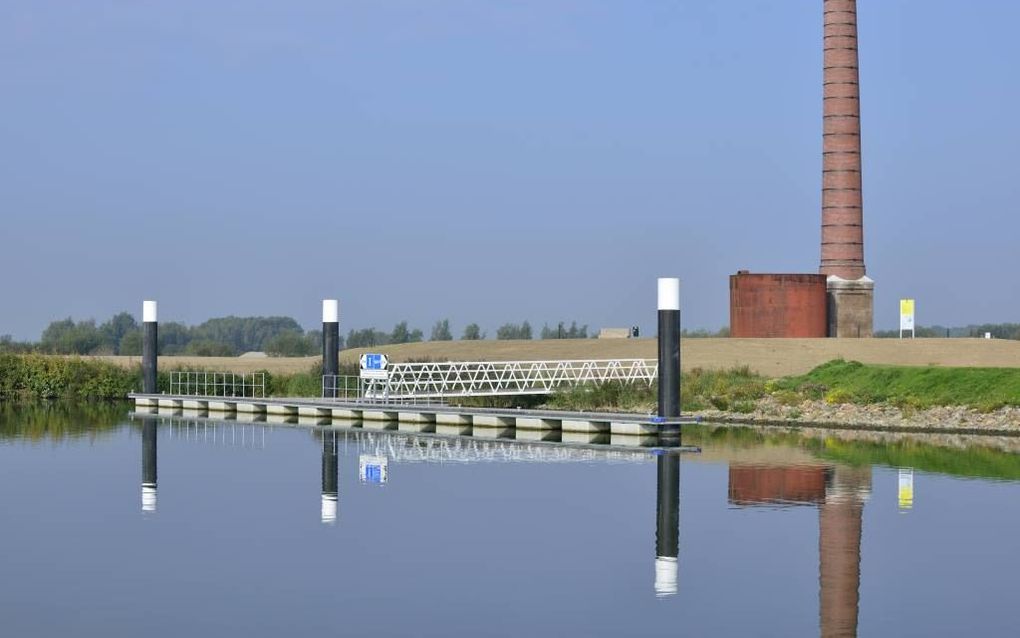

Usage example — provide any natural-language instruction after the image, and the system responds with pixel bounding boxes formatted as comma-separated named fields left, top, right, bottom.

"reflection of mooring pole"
left=142, top=418, right=157, bottom=513
left=322, top=300, right=339, bottom=397
left=655, top=454, right=680, bottom=597
left=142, top=300, right=158, bottom=394
left=657, top=278, right=681, bottom=441
left=321, top=431, right=338, bottom=524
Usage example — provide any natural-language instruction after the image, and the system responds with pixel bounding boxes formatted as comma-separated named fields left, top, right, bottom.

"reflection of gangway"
left=164, top=418, right=267, bottom=449
left=348, top=430, right=654, bottom=464
left=325, top=358, right=658, bottom=400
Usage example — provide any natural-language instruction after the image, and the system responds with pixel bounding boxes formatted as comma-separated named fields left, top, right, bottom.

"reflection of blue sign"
left=359, top=454, right=388, bottom=485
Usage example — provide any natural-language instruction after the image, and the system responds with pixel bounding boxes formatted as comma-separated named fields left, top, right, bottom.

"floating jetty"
left=130, top=393, right=697, bottom=448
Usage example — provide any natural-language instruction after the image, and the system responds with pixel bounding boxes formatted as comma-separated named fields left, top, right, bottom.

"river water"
left=1, top=404, right=1018, bottom=636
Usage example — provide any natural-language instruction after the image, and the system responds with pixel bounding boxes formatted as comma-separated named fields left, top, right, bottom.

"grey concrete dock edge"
left=129, top=394, right=697, bottom=437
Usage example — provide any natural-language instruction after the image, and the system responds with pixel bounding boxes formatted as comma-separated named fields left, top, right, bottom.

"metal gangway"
left=324, top=358, right=658, bottom=401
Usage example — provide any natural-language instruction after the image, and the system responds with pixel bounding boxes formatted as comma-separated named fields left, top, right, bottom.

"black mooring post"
left=142, top=417, right=157, bottom=513
left=655, top=454, right=680, bottom=597
left=321, top=431, right=338, bottom=525
left=142, top=300, right=158, bottom=395
left=322, top=299, right=339, bottom=397
left=657, top=278, right=681, bottom=423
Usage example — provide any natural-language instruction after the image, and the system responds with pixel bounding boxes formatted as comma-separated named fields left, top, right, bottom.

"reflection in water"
left=321, top=431, right=338, bottom=524
left=898, top=468, right=914, bottom=511
left=142, top=418, right=157, bottom=513
left=655, top=454, right=680, bottom=597
left=728, top=464, right=871, bottom=638
left=820, top=467, right=870, bottom=638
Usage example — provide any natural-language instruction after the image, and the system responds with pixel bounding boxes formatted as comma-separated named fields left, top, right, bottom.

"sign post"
left=899, top=299, right=915, bottom=339
left=359, top=353, right=389, bottom=380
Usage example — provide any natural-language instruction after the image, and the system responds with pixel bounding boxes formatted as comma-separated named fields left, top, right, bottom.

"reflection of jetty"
left=141, top=412, right=692, bottom=461
left=134, top=413, right=686, bottom=600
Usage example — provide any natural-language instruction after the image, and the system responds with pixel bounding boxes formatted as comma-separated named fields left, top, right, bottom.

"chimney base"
left=827, top=275, right=874, bottom=338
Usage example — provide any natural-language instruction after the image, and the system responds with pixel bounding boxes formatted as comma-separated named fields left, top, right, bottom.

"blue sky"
left=2, top=1, right=1018, bottom=339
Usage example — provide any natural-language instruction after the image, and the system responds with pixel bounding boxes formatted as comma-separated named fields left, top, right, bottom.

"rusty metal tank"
left=729, top=271, right=828, bottom=338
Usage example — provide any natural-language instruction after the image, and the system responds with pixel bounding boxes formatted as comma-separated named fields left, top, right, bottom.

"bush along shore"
left=0, top=354, right=343, bottom=402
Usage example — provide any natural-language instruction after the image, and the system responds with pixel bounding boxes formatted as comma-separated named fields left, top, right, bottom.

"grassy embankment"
left=549, top=359, right=1020, bottom=414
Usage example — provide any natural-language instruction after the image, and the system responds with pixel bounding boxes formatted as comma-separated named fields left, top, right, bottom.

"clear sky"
left=2, top=1, right=1018, bottom=340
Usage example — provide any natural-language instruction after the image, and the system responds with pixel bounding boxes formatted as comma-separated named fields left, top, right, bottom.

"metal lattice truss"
left=361, top=359, right=658, bottom=399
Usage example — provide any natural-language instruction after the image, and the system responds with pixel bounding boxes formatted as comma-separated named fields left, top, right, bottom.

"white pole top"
left=322, top=299, right=339, bottom=323
left=657, top=278, right=680, bottom=311
left=143, top=300, right=158, bottom=323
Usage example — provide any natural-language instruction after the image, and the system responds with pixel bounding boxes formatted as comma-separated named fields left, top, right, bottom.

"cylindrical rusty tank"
left=729, top=272, right=828, bottom=338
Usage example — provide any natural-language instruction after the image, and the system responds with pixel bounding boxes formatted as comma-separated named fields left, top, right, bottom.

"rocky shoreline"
left=693, top=396, right=1020, bottom=436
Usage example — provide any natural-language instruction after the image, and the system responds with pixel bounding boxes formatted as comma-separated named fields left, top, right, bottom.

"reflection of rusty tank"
left=729, top=272, right=828, bottom=338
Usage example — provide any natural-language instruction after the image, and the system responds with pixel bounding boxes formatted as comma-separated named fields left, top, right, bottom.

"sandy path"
left=86, top=338, right=1020, bottom=377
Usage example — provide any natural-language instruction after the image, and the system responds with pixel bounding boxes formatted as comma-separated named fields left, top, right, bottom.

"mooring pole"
left=142, top=300, right=158, bottom=395
left=657, top=278, right=681, bottom=421
left=321, top=431, right=338, bottom=525
left=322, top=299, right=340, bottom=397
left=142, top=417, right=157, bottom=513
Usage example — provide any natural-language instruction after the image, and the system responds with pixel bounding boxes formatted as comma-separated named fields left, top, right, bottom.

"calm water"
left=2, top=405, right=1019, bottom=637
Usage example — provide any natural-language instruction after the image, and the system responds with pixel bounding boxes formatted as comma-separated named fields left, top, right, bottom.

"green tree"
left=40, top=318, right=104, bottom=354
left=496, top=321, right=532, bottom=340
left=462, top=323, right=484, bottom=340
left=540, top=321, right=589, bottom=339
left=265, top=331, right=316, bottom=357
left=184, top=340, right=236, bottom=356
left=119, top=331, right=143, bottom=356
left=157, top=321, right=192, bottom=355
left=346, top=328, right=389, bottom=349
left=99, top=312, right=139, bottom=353
left=430, top=319, right=453, bottom=341
left=390, top=321, right=423, bottom=344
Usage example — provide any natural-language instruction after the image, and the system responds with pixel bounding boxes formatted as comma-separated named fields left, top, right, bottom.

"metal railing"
left=325, top=359, right=658, bottom=400
left=322, top=375, right=362, bottom=401
left=168, top=371, right=266, bottom=398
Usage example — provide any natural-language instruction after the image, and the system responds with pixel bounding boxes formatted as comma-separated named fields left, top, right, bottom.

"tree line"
left=874, top=323, right=1020, bottom=340
left=0, top=315, right=596, bottom=357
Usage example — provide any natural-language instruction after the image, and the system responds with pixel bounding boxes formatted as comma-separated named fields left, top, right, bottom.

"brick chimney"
left=821, top=0, right=873, bottom=337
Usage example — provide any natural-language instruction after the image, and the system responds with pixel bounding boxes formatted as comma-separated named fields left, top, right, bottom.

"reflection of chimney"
left=819, top=466, right=871, bottom=638
left=142, top=418, right=157, bottom=513
left=321, top=431, right=338, bottom=525
left=654, top=455, right=680, bottom=597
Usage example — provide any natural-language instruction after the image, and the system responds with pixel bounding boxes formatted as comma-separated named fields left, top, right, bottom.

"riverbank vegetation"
left=773, top=359, right=1020, bottom=412
left=2, top=352, right=1018, bottom=419
left=547, top=360, right=1020, bottom=414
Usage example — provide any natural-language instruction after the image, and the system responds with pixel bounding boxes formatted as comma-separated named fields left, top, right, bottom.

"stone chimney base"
left=827, top=275, right=874, bottom=338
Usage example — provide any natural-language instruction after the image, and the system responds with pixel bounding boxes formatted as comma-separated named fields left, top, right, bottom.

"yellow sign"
left=900, top=299, right=915, bottom=332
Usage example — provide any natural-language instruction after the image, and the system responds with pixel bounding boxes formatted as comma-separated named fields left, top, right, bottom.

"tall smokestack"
left=821, top=0, right=864, bottom=279
left=821, top=0, right=873, bottom=337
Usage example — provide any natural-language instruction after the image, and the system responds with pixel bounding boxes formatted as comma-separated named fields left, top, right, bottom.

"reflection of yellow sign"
left=898, top=468, right=914, bottom=511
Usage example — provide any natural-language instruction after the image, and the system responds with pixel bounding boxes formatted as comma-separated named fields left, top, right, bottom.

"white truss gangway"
left=325, top=358, right=659, bottom=400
